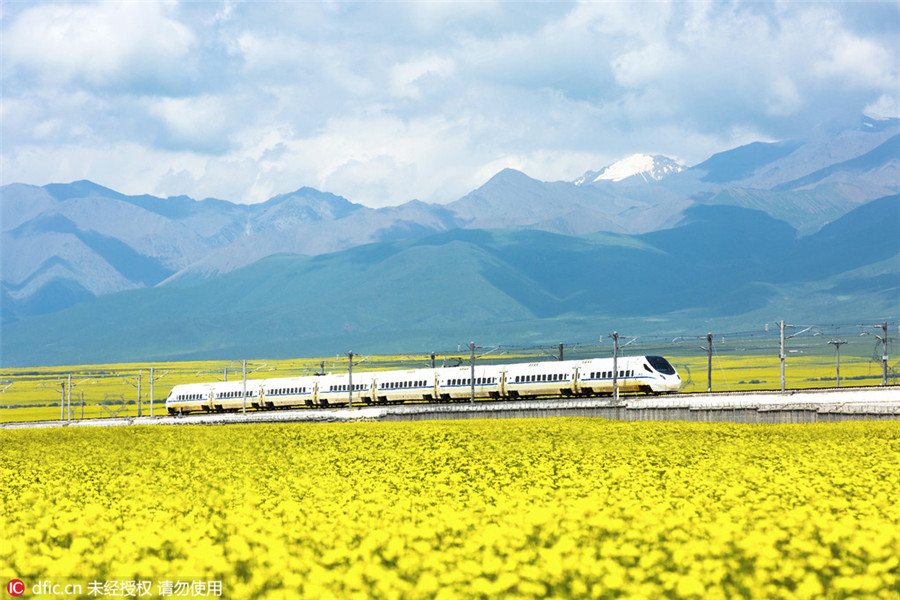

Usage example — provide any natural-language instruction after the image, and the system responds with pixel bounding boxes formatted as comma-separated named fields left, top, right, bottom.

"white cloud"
left=3, top=2, right=196, bottom=92
left=865, top=94, right=900, bottom=119
left=390, top=56, right=456, bottom=100
left=2, top=1, right=898, bottom=208
left=146, top=95, right=232, bottom=153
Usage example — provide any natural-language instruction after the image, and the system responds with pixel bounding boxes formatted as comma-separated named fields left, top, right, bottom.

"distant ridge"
left=2, top=196, right=898, bottom=366
left=2, top=114, right=898, bottom=331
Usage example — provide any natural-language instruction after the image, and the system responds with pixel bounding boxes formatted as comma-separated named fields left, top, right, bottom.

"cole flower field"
left=2, top=419, right=899, bottom=599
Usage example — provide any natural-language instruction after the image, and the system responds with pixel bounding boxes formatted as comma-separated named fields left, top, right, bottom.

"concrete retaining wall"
left=3, top=388, right=898, bottom=429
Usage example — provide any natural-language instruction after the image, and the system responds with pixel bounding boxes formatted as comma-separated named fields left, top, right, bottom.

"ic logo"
left=7, top=579, right=25, bottom=596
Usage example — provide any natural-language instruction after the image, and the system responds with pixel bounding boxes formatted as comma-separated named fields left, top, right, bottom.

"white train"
left=166, top=356, right=681, bottom=414
left=166, top=355, right=680, bottom=415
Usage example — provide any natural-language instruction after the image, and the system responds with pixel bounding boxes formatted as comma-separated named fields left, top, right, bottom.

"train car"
left=578, top=356, right=680, bottom=395
left=372, top=368, right=438, bottom=404
left=434, top=365, right=503, bottom=401
left=166, top=382, right=215, bottom=414
left=208, top=379, right=264, bottom=411
left=504, top=361, right=579, bottom=398
left=259, top=376, right=316, bottom=408
left=315, top=371, right=376, bottom=406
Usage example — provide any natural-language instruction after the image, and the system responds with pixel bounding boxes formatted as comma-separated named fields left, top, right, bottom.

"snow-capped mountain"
left=575, top=154, right=686, bottom=185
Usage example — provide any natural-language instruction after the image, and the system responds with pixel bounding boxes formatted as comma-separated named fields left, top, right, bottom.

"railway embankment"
left=2, top=387, right=898, bottom=429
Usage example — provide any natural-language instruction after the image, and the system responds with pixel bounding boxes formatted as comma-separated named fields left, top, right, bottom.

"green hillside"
left=3, top=201, right=897, bottom=366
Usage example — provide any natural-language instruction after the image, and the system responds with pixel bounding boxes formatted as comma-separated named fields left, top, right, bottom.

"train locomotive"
left=165, top=355, right=680, bottom=415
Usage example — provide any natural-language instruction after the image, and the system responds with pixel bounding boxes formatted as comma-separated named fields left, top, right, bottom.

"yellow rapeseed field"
left=2, top=419, right=899, bottom=599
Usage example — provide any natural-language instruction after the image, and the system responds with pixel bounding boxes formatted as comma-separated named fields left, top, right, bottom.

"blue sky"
left=2, top=1, right=898, bottom=207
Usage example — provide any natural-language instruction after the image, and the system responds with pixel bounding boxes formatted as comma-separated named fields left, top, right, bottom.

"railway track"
left=3, top=386, right=898, bottom=429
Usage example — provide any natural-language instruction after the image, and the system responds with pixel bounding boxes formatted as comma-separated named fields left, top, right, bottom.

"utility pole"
left=67, top=373, right=72, bottom=420
left=430, top=352, right=436, bottom=369
left=780, top=320, right=786, bottom=393
left=611, top=332, right=619, bottom=401
left=559, top=342, right=564, bottom=362
left=60, top=380, right=65, bottom=421
left=150, top=367, right=154, bottom=417
left=348, top=352, right=354, bottom=408
left=147, top=368, right=169, bottom=418
left=137, top=370, right=142, bottom=417
left=242, top=360, right=247, bottom=414
left=862, top=322, right=890, bottom=386
left=702, top=333, right=713, bottom=393
left=470, top=342, right=476, bottom=404
left=828, top=340, right=847, bottom=387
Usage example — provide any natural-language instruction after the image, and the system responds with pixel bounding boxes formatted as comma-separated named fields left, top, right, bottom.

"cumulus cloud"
left=2, top=1, right=898, bottom=207
left=3, top=2, right=196, bottom=93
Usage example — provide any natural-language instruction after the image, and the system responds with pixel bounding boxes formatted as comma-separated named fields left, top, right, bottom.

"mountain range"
left=2, top=115, right=898, bottom=366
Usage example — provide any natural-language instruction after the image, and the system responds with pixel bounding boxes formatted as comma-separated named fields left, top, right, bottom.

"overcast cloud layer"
left=2, top=1, right=898, bottom=207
